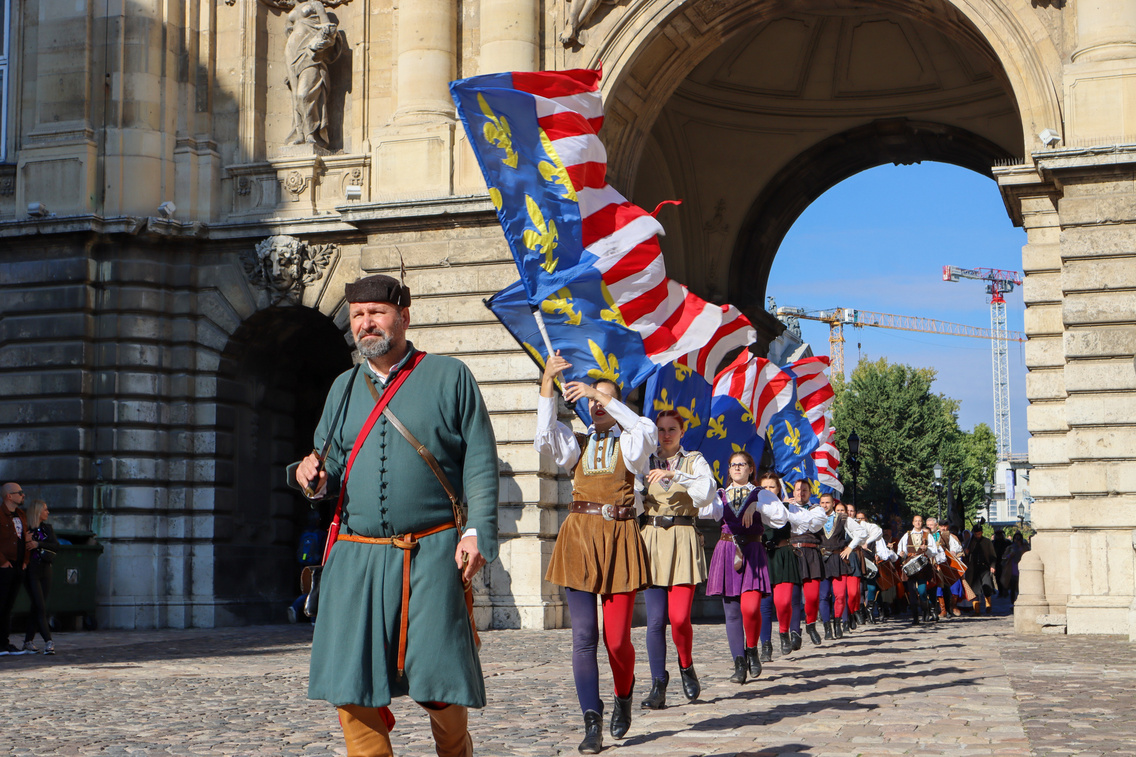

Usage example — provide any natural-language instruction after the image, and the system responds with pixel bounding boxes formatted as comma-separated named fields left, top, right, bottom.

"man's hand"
left=456, top=534, right=485, bottom=583
left=840, top=546, right=853, bottom=560
left=295, top=452, right=328, bottom=498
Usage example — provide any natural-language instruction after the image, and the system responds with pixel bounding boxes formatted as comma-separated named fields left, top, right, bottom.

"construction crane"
left=942, top=266, right=1023, bottom=462
left=773, top=304, right=1025, bottom=459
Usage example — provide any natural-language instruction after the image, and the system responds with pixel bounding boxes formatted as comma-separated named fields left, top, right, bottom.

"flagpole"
left=531, top=305, right=565, bottom=385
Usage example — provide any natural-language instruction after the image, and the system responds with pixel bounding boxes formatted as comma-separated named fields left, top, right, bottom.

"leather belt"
left=791, top=539, right=819, bottom=549
left=338, top=521, right=455, bottom=677
left=720, top=532, right=758, bottom=545
left=570, top=501, right=635, bottom=521
left=639, top=514, right=695, bottom=529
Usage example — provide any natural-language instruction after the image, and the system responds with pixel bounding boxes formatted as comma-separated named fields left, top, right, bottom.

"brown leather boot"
left=424, top=703, right=472, bottom=757
left=338, top=705, right=394, bottom=757
left=938, top=596, right=948, bottom=618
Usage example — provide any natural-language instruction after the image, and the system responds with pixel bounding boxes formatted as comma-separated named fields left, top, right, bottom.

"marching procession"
left=535, top=351, right=1010, bottom=754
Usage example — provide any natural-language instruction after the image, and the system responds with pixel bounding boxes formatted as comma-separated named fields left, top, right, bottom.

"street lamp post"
left=933, top=461, right=943, bottom=522
left=847, top=430, right=861, bottom=510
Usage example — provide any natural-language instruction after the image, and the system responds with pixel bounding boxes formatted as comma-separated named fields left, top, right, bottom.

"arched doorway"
left=214, top=306, right=353, bottom=624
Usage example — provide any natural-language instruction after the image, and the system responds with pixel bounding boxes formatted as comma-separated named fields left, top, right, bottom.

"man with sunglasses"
left=1, top=483, right=34, bottom=655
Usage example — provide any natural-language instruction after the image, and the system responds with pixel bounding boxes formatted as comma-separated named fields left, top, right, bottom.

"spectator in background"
left=22, top=500, right=58, bottom=654
left=993, top=529, right=1009, bottom=597
left=965, top=524, right=998, bottom=614
left=1001, top=532, right=1029, bottom=602
left=1, top=482, right=33, bottom=656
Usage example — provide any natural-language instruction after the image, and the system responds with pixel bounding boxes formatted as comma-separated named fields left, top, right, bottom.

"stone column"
left=1073, top=0, right=1136, bottom=63
left=996, top=165, right=1071, bottom=633
left=394, top=0, right=457, bottom=123
left=480, top=0, right=538, bottom=74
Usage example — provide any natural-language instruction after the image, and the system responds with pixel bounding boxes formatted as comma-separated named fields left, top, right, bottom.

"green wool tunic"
left=305, top=351, right=499, bottom=709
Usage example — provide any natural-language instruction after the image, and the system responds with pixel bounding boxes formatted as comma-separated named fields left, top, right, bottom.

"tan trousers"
left=338, top=703, right=472, bottom=757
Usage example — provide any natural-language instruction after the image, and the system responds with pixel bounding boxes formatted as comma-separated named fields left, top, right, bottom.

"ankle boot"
left=823, top=621, right=833, bottom=640
left=425, top=704, right=472, bottom=757
left=790, top=630, right=802, bottom=650
left=779, top=631, right=792, bottom=656
left=579, top=709, right=603, bottom=754
left=806, top=622, right=822, bottom=645
left=834, top=619, right=845, bottom=639
left=745, top=645, right=762, bottom=678
left=759, top=641, right=773, bottom=663
left=610, top=690, right=632, bottom=739
left=848, top=611, right=858, bottom=630
left=640, top=670, right=667, bottom=710
left=729, top=655, right=747, bottom=684
left=679, top=664, right=700, bottom=701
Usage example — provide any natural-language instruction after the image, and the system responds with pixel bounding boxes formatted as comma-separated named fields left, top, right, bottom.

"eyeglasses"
left=729, top=463, right=748, bottom=469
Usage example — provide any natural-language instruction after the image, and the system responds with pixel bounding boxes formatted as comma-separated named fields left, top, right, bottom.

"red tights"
left=740, top=590, right=762, bottom=647
left=602, top=592, right=636, bottom=696
left=845, top=576, right=862, bottom=613
left=772, top=583, right=794, bottom=632
left=668, top=584, right=696, bottom=667
left=802, top=579, right=820, bottom=623
left=831, top=576, right=847, bottom=618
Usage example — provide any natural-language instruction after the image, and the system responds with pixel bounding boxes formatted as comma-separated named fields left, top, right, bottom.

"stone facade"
left=0, top=0, right=1133, bottom=636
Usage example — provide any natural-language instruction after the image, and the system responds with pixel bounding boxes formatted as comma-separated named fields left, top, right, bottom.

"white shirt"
left=533, top=393, right=658, bottom=511
left=859, top=522, right=896, bottom=562
left=934, top=533, right=963, bottom=564
left=841, top=514, right=868, bottom=550
left=897, top=530, right=944, bottom=561
left=789, top=502, right=827, bottom=535
left=647, top=448, right=718, bottom=517
left=709, top=484, right=790, bottom=528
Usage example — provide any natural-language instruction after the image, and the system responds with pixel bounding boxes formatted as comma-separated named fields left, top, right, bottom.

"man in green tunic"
left=294, top=274, right=499, bottom=756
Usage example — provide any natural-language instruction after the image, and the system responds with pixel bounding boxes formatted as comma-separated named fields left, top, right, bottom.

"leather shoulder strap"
left=382, top=405, right=465, bottom=532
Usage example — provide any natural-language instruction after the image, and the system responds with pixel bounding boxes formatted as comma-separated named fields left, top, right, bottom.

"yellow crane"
left=774, top=306, right=1026, bottom=379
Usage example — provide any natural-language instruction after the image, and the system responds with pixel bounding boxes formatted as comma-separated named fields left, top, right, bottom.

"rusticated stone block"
left=1024, top=304, right=1064, bottom=335
left=1065, top=359, right=1136, bottom=392
left=1065, top=326, right=1136, bottom=358
left=1064, top=290, right=1136, bottom=326
left=1059, top=223, right=1136, bottom=258
left=1025, top=368, right=1066, bottom=400
left=1028, top=435, right=1068, bottom=465
left=1022, top=272, right=1061, bottom=304
left=1023, top=335, right=1064, bottom=368
left=1026, top=402, right=1068, bottom=433
left=1066, top=393, right=1136, bottom=426
left=1069, top=427, right=1136, bottom=460
left=1061, top=256, right=1136, bottom=291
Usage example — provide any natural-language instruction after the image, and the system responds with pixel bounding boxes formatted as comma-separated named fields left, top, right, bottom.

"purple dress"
left=706, top=486, right=772, bottom=597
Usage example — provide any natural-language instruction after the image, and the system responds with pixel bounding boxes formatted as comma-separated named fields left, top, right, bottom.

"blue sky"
left=766, top=161, right=1029, bottom=453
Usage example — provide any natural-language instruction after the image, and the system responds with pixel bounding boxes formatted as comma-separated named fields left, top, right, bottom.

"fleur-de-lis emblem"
left=713, top=460, right=722, bottom=482
left=489, top=187, right=503, bottom=210
left=795, top=400, right=806, bottom=415
left=653, top=388, right=675, bottom=413
left=741, top=408, right=754, bottom=424
left=538, top=130, right=578, bottom=201
left=783, top=420, right=801, bottom=454
left=674, top=362, right=694, bottom=381
left=522, top=195, right=559, bottom=273
left=600, top=282, right=628, bottom=326
left=542, top=287, right=581, bottom=326
left=586, top=340, right=621, bottom=386
left=731, top=442, right=745, bottom=454
left=677, top=399, right=701, bottom=429
left=479, top=94, right=518, bottom=168
left=708, top=414, right=727, bottom=440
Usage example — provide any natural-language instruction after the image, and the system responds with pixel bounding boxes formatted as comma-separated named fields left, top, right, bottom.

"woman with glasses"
left=638, top=410, right=716, bottom=710
left=705, top=452, right=789, bottom=684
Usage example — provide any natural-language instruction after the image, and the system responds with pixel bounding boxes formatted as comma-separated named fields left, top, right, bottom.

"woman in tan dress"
left=639, top=410, right=716, bottom=709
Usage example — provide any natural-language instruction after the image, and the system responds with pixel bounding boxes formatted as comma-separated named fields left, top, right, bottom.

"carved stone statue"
left=284, top=1, right=344, bottom=148
left=561, top=0, right=607, bottom=45
left=241, top=235, right=338, bottom=300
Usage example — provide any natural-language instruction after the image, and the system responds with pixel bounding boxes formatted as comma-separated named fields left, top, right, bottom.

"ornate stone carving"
left=560, top=0, right=605, bottom=45
left=259, top=0, right=353, bottom=8
left=282, top=170, right=311, bottom=201
left=241, top=235, right=338, bottom=299
left=0, top=176, right=14, bottom=197
left=283, top=1, right=345, bottom=149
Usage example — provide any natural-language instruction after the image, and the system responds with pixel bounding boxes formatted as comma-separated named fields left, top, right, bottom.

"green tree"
left=831, top=357, right=995, bottom=527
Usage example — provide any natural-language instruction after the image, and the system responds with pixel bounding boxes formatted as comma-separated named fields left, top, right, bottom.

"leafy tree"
left=831, top=357, right=995, bottom=527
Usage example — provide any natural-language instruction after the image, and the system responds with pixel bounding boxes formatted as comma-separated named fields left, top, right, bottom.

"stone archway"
left=212, top=305, right=352, bottom=624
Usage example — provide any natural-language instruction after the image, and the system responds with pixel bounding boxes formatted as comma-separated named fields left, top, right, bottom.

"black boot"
left=679, top=664, right=701, bottom=701
left=579, top=709, right=603, bottom=754
left=806, top=622, right=822, bottom=645
left=779, top=631, right=792, bottom=656
left=610, top=689, right=633, bottom=739
left=729, top=655, right=747, bottom=684
left=833, top=619, right=844, bottom=639
left=790, top=630, right=802, bottom=650
left=745, top=645, right=762, bottom=678
left=823, top=621, right=833, bottom=640
left=640, top=670, right=667, bottom=710
left=848, top=611, right=858, bottom=630
left=839, top=619, right=849, bottom=637
left=759, top=641, right=773, bottom=663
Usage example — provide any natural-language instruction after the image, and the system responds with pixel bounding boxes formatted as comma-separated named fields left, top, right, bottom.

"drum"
left=863, top=557, right=879, bottom=579
left=902, top=553, right=929, bottom=578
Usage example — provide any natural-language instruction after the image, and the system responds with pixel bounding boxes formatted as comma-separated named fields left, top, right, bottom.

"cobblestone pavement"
left=2, top=600, right=1133, bottom=756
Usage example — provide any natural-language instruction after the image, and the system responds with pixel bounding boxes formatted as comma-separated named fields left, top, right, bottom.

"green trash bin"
left=12, top=529, right=105, bottom=631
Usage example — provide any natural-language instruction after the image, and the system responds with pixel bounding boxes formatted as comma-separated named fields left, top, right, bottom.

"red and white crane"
left=942, top=266, right=1023, bottom=461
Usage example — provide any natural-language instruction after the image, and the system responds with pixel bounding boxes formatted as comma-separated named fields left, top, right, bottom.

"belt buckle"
left=601, top=504, right=616, bottom=521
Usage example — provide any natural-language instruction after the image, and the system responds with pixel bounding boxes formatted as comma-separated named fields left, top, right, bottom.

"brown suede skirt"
left=546, top=512, right=650, bottom=595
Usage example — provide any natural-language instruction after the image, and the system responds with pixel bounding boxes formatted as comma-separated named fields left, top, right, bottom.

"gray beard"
left=355, top=332, right=393, bottom=359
